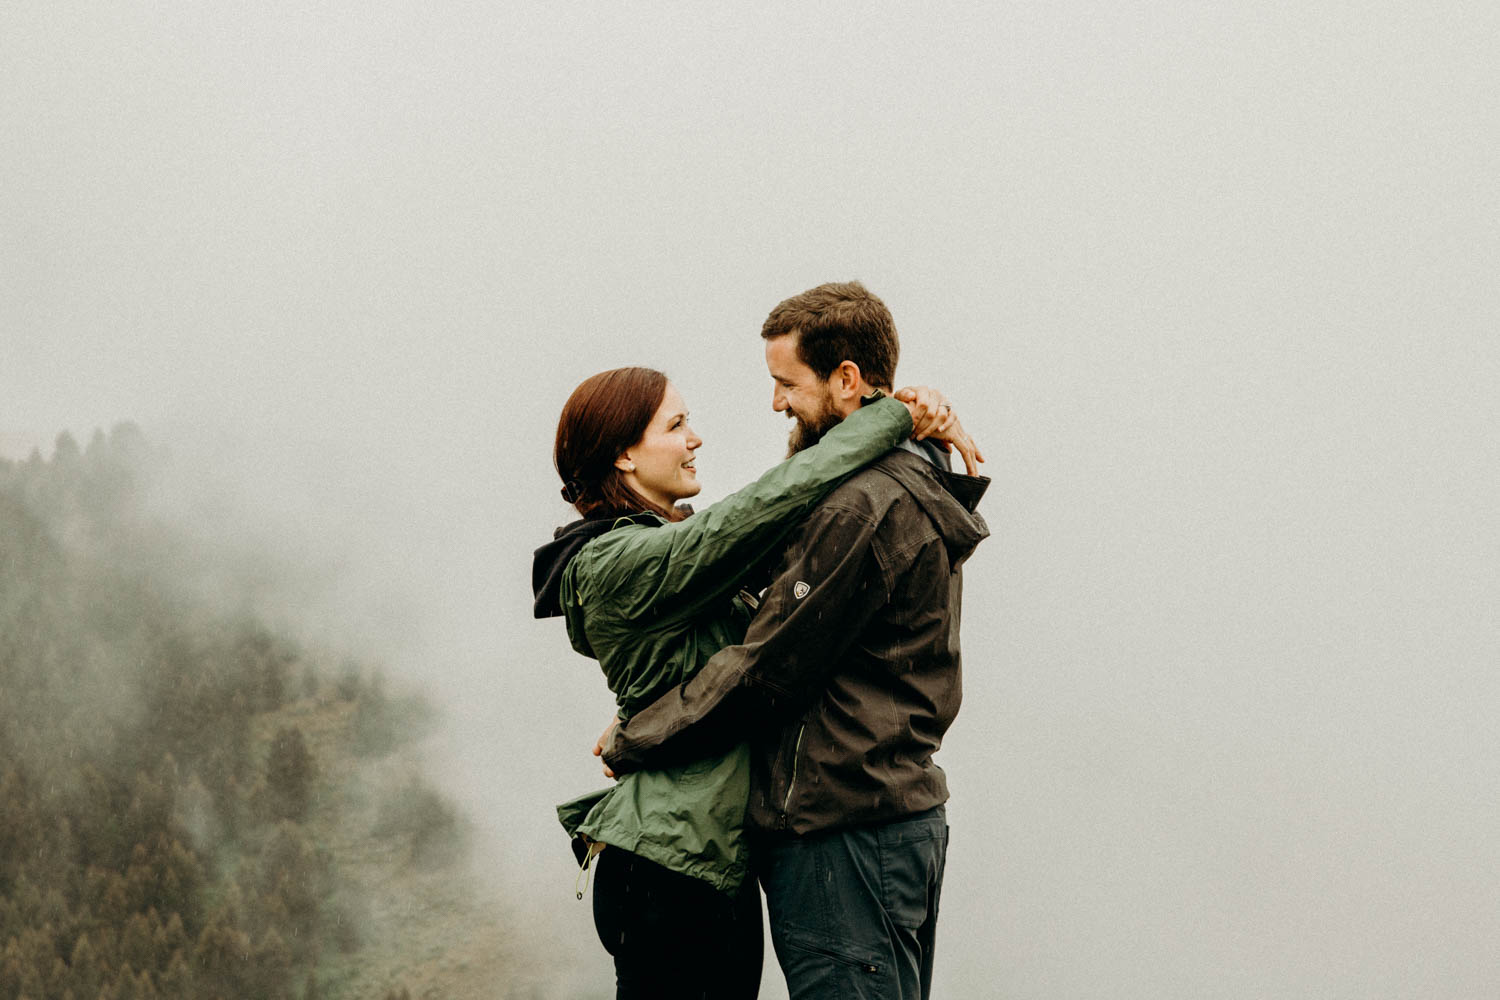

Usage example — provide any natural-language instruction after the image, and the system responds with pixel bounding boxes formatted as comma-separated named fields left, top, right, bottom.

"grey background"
left=4, top=3, right=1497, bottom=996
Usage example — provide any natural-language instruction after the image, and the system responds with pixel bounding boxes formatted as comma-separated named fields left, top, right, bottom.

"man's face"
left=765, top=333, right=840, bottom=455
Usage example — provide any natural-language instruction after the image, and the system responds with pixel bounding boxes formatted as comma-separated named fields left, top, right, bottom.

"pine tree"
left=107, top=963, right=136, bottom=1000
left=91, top=924, right=120, bottom=974
left=251, top=928, right=293, bottom=1000
left=48, top=956, right=72, bottom=1000
left=119, top=912, right=154, bottom=974
left=299, top=661, right=319, bottom=701
left=191, top=914, right=250, bottom=999
left=263, top=728, right=314, bottom=822
left=53, top=432, right=80, bottom=466
left=257, top=823, right=323, bottom=942
left=97, top=874, right=130, bottom=927
left=39, top=886, right=71, bottom=930
left=69, top=932, right=102, bottom=999
left=152, top=913, right=187, bottom=971
left=156, top=950, right=190, bottom=1000
left=1, top=776, right=43, bottom=892
left=158, top=841, right=202, bottom=932
left=0, top=936, right=44, bottom=1000
left=84, top=428, right=108, bottom=465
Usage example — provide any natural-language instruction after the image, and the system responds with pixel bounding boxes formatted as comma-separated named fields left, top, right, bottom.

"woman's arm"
left=567, top=395, right=914, bottom=623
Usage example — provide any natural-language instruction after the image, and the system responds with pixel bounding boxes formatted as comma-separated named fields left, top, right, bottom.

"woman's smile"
left=619, top=381, right=704, bottom=509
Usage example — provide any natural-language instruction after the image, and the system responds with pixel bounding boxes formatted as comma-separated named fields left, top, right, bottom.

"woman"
left=531, top=367, right=973, bottom=999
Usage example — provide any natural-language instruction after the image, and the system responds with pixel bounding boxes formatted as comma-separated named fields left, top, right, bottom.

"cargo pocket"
left=775, top=923, right=889, bottom=1000
left=877, top=810, right=948, bottom=930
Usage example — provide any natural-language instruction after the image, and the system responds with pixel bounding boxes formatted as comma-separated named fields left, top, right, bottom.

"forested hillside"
left=0, top=429, right=495, bottom=1000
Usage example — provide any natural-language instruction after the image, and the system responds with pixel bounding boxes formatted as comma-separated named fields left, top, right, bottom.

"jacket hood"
left=873, top=448, right=991, bottom=567
left=532, top=510, right=677, bottom=619
left=532, top=518, right=619, bottom=619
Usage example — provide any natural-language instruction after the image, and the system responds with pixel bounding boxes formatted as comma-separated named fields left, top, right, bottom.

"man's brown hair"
left=760, top=280, right=899, bottom=389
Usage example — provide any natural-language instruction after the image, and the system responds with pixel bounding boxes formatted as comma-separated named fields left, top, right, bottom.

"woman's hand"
left=895, top=385, right=952, bottom=440
left=894, top=386, right=986, bottom=476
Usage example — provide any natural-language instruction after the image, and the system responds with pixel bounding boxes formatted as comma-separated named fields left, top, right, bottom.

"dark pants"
left=592, top=847, right=763, bottom=1000
left=759, top=806, right=949, bottom=1000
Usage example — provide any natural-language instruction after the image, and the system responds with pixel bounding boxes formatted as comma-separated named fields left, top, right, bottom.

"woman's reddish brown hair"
left=554, top=366, right=688, bottom=522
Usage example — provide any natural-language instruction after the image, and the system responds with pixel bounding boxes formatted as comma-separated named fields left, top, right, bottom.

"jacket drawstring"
left=575, top=840, right=606, bottom=899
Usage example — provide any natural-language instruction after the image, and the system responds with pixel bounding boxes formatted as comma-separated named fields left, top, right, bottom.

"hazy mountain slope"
left=0, top=429, right=554, bottom=1000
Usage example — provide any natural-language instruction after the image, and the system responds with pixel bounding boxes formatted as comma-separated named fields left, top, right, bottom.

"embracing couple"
left=531, top=281, right=990, bottom=1000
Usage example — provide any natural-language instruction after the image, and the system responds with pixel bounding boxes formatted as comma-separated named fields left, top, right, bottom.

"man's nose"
left=771, top=387, right=788, bottom=411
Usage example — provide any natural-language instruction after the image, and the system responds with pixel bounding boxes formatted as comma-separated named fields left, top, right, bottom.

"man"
left=600, top=280, right=989, bottom=999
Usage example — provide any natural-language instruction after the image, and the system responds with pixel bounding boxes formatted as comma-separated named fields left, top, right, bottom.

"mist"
left=5, top=2, right=1498, bottom=997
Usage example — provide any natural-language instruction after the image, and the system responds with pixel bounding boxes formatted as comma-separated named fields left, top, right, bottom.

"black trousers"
left=592, top=847, right=763, bottom=999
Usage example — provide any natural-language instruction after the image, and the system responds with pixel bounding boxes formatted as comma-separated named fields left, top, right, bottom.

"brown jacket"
left=603, top=446, right=989, bottom=836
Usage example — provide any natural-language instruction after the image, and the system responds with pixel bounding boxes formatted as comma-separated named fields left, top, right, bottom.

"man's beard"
left=785, top=396, right=842, bottom=456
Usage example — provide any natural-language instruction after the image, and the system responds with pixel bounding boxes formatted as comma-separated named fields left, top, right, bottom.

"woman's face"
left=618, top=381, right=702, bottom=509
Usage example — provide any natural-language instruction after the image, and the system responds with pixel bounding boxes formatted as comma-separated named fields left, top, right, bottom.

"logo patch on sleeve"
left=793, top=581, right=810, bottom=600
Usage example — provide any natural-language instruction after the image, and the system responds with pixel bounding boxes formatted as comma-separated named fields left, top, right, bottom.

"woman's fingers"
left=897, top=385, right=944, bottom=439
left=895, top=388, right=977, bottom=461
left=894, top=386, right=954, bottom=440
left=937, top=403, right=957, bottom=435
left=911, top=388, right=936, bottom=439
left=946, top=425, right=975, bottom=476
left=925, top=393, right=951, bottom=440
left=939, top=415, right=983, bottom=476
left=957, top=436, right=981, bottom=476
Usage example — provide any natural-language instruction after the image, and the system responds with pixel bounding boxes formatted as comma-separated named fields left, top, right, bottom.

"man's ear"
left=830, top=360, right=864, bottom=400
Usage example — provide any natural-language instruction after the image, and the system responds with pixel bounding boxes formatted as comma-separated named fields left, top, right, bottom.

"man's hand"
left=593, top=716, right=619, bottom=779
left=894, top=386, right=986, bottom=476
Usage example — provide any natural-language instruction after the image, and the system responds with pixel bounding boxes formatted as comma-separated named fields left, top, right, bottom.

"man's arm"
left=602, top=493, right=894, bottom=775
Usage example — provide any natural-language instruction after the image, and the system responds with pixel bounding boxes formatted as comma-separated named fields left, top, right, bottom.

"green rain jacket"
left=531, top=396, right=913, bottom=892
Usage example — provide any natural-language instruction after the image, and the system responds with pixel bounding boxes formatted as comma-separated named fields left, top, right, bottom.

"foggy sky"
left=4, top=3, right=1498, bottom=997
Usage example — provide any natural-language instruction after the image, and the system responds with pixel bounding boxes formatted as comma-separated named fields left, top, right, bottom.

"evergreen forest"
left=0, top=429, right=477, bottom=1000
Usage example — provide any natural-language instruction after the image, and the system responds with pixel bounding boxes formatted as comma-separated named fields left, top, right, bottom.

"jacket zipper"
left=779, top=724, right=806, bottom=829
left=790, top=936, right=881, bottom=975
